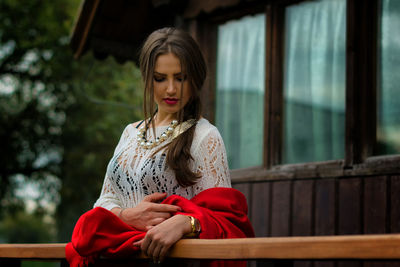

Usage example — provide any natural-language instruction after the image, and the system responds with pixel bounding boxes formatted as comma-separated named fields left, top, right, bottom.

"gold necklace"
left=137, top=119, right=197, bottom=149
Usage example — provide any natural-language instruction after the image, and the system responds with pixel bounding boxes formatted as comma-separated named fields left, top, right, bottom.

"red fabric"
left=66, top=187, right=254, bottom=266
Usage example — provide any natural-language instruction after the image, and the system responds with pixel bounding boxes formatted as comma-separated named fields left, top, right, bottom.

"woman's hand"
left=113, top=192, right=181, bottom=231
left=134, top=214, right=192, bottom=263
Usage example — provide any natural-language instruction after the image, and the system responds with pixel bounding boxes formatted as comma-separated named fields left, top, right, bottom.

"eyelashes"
left=153, top=75, right=187, bottom=83
left=154, top=76, right=165, bottom=82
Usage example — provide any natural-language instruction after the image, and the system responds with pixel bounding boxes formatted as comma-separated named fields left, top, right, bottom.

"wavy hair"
left=139, top=27, right=207, bottom=187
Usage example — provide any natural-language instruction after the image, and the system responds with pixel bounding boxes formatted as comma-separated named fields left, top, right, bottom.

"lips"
left=163, top=98, right=178, bottom=105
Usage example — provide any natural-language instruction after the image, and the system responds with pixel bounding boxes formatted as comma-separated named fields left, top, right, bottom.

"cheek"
left=153, top=84, right=163, bottom=102
left=183, top=85, right=192, bottom=104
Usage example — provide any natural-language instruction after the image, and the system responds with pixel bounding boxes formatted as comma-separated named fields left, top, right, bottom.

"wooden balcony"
left=1, top=234, right=400, bottom=266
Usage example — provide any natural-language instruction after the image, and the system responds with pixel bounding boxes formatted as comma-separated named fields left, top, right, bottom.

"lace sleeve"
left=93, top=125, right=131, bottom=210
left=93, top=174, right=122, bottom=210
left=191, top=127, right=232, bottom=195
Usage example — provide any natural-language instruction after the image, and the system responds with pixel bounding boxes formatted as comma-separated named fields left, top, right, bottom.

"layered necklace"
left=137, top=119, right=196, bottom=149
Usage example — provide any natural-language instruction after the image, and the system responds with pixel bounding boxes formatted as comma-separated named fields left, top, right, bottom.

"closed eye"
left=175, top=74, right=187, bottom=82
left=153, top=76, right=165, bottom=82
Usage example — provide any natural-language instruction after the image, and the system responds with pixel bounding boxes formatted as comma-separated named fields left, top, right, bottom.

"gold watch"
left=185, top=216, right=201, bottom=237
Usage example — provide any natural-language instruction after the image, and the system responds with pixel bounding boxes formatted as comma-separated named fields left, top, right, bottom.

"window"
left=216, top=14, right=265, bottom=169
left=282, top=0, right=346, bottom=164
left=377, top=0, right=400, bottom=155
left=200, top=0, right=400, bottom=177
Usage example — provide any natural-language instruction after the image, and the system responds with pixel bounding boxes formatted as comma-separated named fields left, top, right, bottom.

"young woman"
left=93, top=27, right=233, bottom=263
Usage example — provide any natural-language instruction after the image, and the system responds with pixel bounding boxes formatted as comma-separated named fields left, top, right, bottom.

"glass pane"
left=376, top=0, right=400, bottom=155
left=216, top=14, right=265, bottom=169
left=282, top=0, right=346, bottom=164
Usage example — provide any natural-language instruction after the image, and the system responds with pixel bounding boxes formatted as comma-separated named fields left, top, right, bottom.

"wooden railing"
left=1, top=234, right=400, bottom=266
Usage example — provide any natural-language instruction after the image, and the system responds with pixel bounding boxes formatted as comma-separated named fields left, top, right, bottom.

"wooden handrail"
left=0, top=243, right=66, bottom=259
left=1, top=234, right=400, bottom=260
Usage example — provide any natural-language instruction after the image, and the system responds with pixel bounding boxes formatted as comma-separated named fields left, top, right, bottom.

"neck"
left=154, top=112, right=178, bottom=127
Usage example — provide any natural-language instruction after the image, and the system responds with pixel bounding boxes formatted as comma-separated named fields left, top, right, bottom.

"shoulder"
left=118, top=120, right=144, bottom=139
left=194, top=118, right=219, bottom=136
left=192, top=118, right=224, bottom=149
left=123, top=120, right=144, bottom=133
left=131, top=120, right=145, bottom=129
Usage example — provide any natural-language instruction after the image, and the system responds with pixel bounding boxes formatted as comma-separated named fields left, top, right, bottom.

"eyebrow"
left=154, top=72, right=184, bottom=76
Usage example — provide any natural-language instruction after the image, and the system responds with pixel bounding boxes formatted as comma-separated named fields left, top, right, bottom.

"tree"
left=0, top=0, right=143, bottom=242
left=0, top=0, right=80, bottom=218
left=57, top=56, right=143, bottom=241
left=0, top=209, right=55, bottom=243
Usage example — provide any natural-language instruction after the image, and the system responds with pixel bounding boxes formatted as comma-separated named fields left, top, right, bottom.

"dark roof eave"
left=70, top=0, right=101, bottom=60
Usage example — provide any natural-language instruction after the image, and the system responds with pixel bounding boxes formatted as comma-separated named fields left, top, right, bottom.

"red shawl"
left=66, top=187, right=254, bottom=266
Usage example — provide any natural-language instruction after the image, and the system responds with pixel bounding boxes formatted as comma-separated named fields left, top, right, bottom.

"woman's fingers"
left=133, top=239, right=143, bottom=247
left=140, top=236, right=151, bottom=256
left=152, top=243, right=162, bottom=263
left=158, top=244, right=171, bottom=263
left=150, top=203, right=181, bottom=213
left=144, top=236, right=158, bottom=259
left=153, top=210, right=174, bottom=219
left=143, top=192, right=167, bottom=203
left=139, top=215, right=189, bottom=263
left=148, top=217, right=166, bottom=227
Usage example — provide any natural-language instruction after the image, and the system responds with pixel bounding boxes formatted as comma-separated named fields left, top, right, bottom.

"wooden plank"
left=251, top=182, right=270, bottom=237
left=338, top=178, right=361, bottom=235
left=270, top=181, right=291, bottom=236
left=345, top=0, right=377, bottom=166
left=292, top=180, right=314, bottom=267
left=391, top=176, right=400, bottom=233
left=183, top=0, right=243, bottom=19
left=292, top=180, right=313, bottom=236
left=232, top=183, right=252, bottom=220
left=364, top=176, right=387, bottom=234
left=232, top=183, right=251, bottom=201
left=0, top=244, right=67, bottom=259
left=168, top=234, right=400, bottom=259
left=230, top=156, right=400, bottom=183
left=385, top=176, right=400, bottom=267
left=197, top=21, right=218, bottom=123
left=315, top=179, right=336, bottom=267
left=2, top=235, right=400, bottom=260
left=265, top=4, right=285, bottom=167
left=315, top=179, right=336, bottom=236
left=338, top=178, right=362, bottom=267
left=264, top=4, right=272, bottom=169
left=71, top=0, right=101, bottom=59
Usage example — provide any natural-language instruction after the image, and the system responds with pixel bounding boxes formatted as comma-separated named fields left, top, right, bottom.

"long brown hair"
left=139, top=27, right=207, bottom=187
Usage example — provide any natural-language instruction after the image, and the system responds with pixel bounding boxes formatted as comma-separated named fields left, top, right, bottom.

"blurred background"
left=2, top=1, right=400, bottom=267
left=0, top=0, right=144, bottom=249
left=2, top=0, right=400, bottom=257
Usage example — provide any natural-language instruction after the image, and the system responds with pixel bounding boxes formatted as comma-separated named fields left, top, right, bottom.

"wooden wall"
left=232, top=175, right=400, bottom=266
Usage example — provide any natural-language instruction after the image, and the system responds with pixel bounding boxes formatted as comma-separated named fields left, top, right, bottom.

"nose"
left=166, top=79, right=176, bottom=95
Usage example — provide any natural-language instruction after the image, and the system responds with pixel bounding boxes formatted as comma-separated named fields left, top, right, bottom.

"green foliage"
left=57, top=56, right=143, bottom=241
left=0, top=0, right=78, bottom=214
left=0, top=210, right=55, bottom=243
left=0, top=0, right=143, bottom=242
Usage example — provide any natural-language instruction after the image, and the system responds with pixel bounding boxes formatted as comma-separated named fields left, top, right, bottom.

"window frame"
left=190, top=0, right=400, bottom=182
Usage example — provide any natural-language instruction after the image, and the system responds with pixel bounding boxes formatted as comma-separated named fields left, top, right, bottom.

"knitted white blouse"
left=93, top=118, right=231, bottom=210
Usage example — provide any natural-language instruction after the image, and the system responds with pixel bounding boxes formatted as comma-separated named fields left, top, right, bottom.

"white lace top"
left=93, top=118, right=231, bottom=210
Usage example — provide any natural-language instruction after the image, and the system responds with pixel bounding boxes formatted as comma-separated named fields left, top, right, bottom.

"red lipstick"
left=163, top=98, right=178, bottom=105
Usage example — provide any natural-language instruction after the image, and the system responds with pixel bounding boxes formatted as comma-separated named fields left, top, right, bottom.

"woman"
left=67, top=28, right=253, bottom=267
left=93, top=27, right=232, bottom=262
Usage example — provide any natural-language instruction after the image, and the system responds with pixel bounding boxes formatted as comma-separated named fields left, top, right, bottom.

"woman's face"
left=153, top=53, right=191, bottom=119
